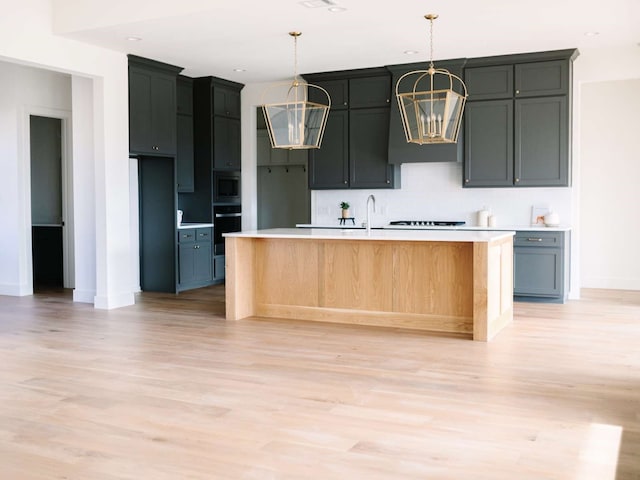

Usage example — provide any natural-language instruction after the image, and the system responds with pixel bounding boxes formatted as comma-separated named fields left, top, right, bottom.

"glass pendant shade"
left=395, top=14, right=468, bottom=145
left=261, top=32, right=331, bottom=149
left=262, top=81, right=330, bottom=149
left=396, top=68, right=467, bottom=144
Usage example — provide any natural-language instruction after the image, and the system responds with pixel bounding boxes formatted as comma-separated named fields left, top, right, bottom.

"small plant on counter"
left=340, top=201, right=350, bottom=219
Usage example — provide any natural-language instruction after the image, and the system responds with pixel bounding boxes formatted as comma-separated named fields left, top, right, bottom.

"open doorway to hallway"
left=30, top=115, right=64, bottom=290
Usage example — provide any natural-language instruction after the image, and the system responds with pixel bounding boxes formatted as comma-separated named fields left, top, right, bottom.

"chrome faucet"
left=366, top=194, right=376, bottom=235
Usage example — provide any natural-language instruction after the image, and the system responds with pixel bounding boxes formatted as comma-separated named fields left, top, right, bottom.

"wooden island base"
left=225, top=232, right=513, bottom=341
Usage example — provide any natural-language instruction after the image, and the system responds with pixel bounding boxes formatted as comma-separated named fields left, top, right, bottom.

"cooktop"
left=389, top=220, right=466, bottom=226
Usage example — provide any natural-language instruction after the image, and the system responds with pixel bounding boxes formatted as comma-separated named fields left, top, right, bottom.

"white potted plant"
left=340, top=201, right=350, bottom=219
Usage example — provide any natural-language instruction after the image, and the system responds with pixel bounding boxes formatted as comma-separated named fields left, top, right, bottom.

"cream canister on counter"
left=477, top=207, right=490, bottom=227
left=488, top=214, right=497, bottom=227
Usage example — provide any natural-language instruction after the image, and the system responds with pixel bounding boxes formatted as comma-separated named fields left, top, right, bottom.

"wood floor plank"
left=0, top=286, right=639, bottom=479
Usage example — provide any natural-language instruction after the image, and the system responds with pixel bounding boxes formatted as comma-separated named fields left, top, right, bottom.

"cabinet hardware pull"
left=386, top=180, right=390, bottom=183
left=343, top=181, right=348, bottom=184
left=465, top=179, right=469, bottom=183
left=516, top=90, right=520, bottom=94
left=515, top=178, right=520, bottom=182
left=527, top=238, right=543, bottom=242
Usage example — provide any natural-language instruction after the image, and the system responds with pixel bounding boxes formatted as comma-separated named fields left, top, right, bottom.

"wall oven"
left=213, top=171, right=240, bottom=204
left=213, top=205, right=241, bottom=255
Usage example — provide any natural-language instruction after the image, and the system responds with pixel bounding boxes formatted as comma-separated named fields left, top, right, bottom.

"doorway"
left=30, top=115, right=64, bottom=290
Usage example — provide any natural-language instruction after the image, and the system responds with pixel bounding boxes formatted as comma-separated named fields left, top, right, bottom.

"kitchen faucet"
left=366, top=194, right=376, bottom=235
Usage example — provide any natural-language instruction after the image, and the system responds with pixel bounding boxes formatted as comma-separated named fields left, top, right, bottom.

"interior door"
left=30, top=115, right=63, bottom=289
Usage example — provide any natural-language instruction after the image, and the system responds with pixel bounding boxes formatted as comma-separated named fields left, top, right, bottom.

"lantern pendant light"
left=261, top=32, right=331, bottom=149
left=395, top=14, right=468, bottom=144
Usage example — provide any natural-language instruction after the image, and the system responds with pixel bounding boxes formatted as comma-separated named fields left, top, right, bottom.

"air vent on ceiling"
left=299, top=0, right=337, bottom=8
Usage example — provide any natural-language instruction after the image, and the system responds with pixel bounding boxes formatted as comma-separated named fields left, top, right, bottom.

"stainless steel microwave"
left=213, top=171, right=240, bottom=203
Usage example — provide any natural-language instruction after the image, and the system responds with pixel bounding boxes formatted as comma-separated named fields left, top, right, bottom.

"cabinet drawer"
left=178, top=228, right=197, bottom=243
left=514, top=231, right=563, bottom=247
left=196, top=227, right=212, bottom=241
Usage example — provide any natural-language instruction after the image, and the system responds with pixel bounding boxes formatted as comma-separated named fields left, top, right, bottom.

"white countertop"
left=224, top=228, right=514, bottom=243
left=177, top=223, right=214, bottom=230
left=296, top=223, right=571, bottom=232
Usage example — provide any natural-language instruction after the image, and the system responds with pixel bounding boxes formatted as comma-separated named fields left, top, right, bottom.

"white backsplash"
left=311, top=162, right=573, bottom=228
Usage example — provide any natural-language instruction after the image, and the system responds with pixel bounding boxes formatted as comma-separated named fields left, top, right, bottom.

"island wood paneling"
left=321, top=241, right=394, bottom=312
left=226, top=235, right=513, bottom=341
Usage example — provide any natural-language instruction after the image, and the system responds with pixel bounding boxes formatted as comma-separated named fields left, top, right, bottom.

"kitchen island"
left=224, top=228, right=514, bottom=341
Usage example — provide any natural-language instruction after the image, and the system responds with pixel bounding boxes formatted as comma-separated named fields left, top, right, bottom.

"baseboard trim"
left=0, top=283, right=33, bottom=296
left=73, top=289, right=96, bottom=304
left=93, top=291, right=135, bottom=310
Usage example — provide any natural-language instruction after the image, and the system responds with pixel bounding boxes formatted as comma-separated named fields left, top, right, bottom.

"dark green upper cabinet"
left=464, top=100, right=513, bottom=187
left=386, top=59, right=466, bottom=165
left=308, top=79, right=348, bottom=109
left=213, top=117, right=241, bottom=170
left=462, top=49, right=578, bottom=188
left=349, top=75, right=391, bottom=108
left=128, top=55, right=183, bottom=157
left=465, top=64, right=513, bottom=101
left=515, top=96, right=568, bottom=186
left=213, top=84, right=241, bottom=118
left=176, top=76, right=194, bottom=193
left=308, top=110, right=349, bottom=188
left=305, top=68, right=399, bottom=190
left=515, top=60, right=569, bottom=97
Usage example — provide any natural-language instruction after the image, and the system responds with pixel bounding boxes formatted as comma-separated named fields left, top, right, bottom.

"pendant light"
left=261, top=32, right=331, bottom=149
left=395, top=14, right=467, bottom=144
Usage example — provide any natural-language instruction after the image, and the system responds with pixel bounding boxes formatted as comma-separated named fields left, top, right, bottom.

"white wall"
left=580, top=79, right=640, bottom=290
left=0, top=61, right=71, bottom=295
left=0, top=0, right=134, bottom=308
left=240, top=46, right=640, bottom=299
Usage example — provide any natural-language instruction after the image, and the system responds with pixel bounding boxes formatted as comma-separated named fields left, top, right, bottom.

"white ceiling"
left=53, top=0, right=640, bottom=83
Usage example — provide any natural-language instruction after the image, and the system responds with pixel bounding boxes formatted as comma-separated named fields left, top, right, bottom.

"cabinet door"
left=177, top=77, right=193, bottom=115
left=308, top=110, right=349, bottom=189
left=193, top=241, right=213, bottom=283
left=213, top=85, right=241, bottom=118
left=514, top=96, right=568, bottom=186
left=514, top=246, right=562, bottom=297
left=465, top=65, right=513, bottom=101
left=256, top=129, right=272, bottom=166
left=349, top=107, right=394, bottom=188
left=176, top=114, right=194, bottom=192
left=308, top=79, right=348, bottom=109
left=349, top=75, right=391, bottom=108
left=515, top=60, right=569, bottom=97
left=213, top=117, right=241, bottom=170
left=178, top=243, right=196, bottom=285
left=463, top=100, right=514, bottom=187
left=150, top=73, right=177, bottom=155
left=213, top=255, right=225, bottom=282
left=129, top=67, right=153, bottom=154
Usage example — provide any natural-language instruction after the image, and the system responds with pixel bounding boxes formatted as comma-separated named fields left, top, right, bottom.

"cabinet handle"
left=516, top=90, right=520, bottom=95
left=465, top=178, right=469, bottom=183
left=152, top=145, right=159, bottom=151
left=515, top=178, right=520, bottom=183
left=386, top=99, right=390, bottom=103
left=183, top=234, right=193, bottom=238
left=527, top=238, right=543, bottom=242
left=386, top=179, right=390, bottom=184
left=343, top=180, right=348, bottom=184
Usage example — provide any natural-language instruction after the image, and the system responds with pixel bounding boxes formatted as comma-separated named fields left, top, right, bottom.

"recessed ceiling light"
left=126, top=36, right=142, bottom=42
left=584, top=31, right=600, bottom=37
left=404, top=50, right=419, bottom=55
left=233, top=68, right=246, bottom=72
left=328, top=6, right=346, bottom=12
left=299, top=0, right=337, bottom=8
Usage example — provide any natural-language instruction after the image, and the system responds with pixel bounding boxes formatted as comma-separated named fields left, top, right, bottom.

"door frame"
left=21, top=106, right=74, bottom=291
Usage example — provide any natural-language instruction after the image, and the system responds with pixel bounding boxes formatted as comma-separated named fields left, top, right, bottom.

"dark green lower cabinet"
left=514, top=231, right=569, bottom=303
left=213, top=255, right=225, bottom=283
left=177, top=227, right=213, bottom=291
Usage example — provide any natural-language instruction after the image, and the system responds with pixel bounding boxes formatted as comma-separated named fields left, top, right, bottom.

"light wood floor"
left=0, top=286, right=638, bottom=479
